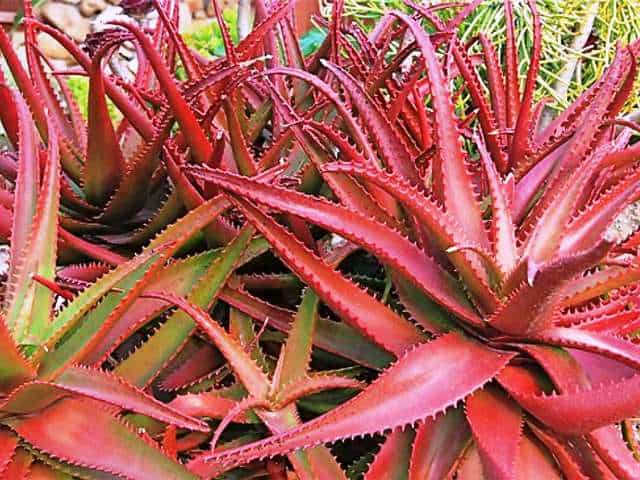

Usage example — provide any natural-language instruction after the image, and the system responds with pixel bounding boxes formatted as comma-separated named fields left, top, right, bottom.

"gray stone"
left=79, top=0, right=107, bottom=17
left=41, top=2, right=90, bottom=41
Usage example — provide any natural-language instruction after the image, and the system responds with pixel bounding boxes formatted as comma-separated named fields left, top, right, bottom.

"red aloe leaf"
left=57, top=77, right=87, bottom=153
left=321, top=162, right=497, bottom=314
left=54, top=366, right=207, bottom=431
left=84, top=252, right=218, bottom=365
left=0, top=85, right=19, bottom=148
left=153, top=0, right=203, bottom=82
left=99, top=187, right=183, bottom=246
left=262, top=87, right=400, bottom=230
left=158, top=341, right=222, bottom=392
left=190, top=167, right=479, bottom=325
left=523, top=141, right=616, bottom=271
left=364, top=429, right=415, bottom=480
left=96, top=111, right=172, bottom=223
left=458, top=433, right=564, bottom=479
left=561, top=265, right=640, bottom=308
left=456, top=443, right=486, bottom=479
left=4, top=90, right=40, bottom=322
left=391, top=12, right=487, bottom=248
left=224, top=195, right=425, bottom=355
left=38, top=242, right=175, bottom=380
left=528, top=423, right=589, bottom=480
left=274, top=375, right=365, bottom=408
left=22, top=12, right=76, bottom=149
left=589, top=426, right=640, bottom=480
left=514, top=433, right=563, bottom=479
left=504, top=372, right=640, bottom=436
left=170, top=389, right=256, bottom=423
left=263, top=66, right=398, bottom=177
left=227, top=307, right=270, bottom=378
left=0, top=430, right=19, bottom=476
left=1, top=366, right=207, bottom=432
left=465, top=386, right=523, bottom=480
left=408, top=408, right=471, bottom=480
left=572, top=437, right=619, bottom=480
left=31, top=19, right=156, bottom=137
left=137, top=291, right=273, bottom=399
left=110, top=20, right=212, bottom=165
left=533, top=327, right=640, bottom=371
left=41, top=244, right=171, bottom=357
left=501, top=342, right=640, bottom=442
left=606, top=47, right=638, bottom=117
left=479, top=33, right=508, bottom=153
left=2, top=448, right=32, bottom=479
left=394, top=277, right=458, bottom=334
left=233, top=0, right=293, bottom=63
left=272, top=289, right=319, bottom=390
left=57, top=262, right=110, bottom=285
left=451, top=40, right=507, bottom=171
left=5, top=112, right=60, bottom=344
left=510, top=0, right=541, bottom=165
left=7, top=397, right=197, bottom=479
left=83, top=48, right=125, bottom=205
left=0, top=29, right=48, bottom=138
left=507, top=342, right=640, bottom=477
left=188, top=333, right=514, bottom=477
left=220, top=287, right=394, bottom=370
left=208, top=396, right=272, bottom=452
left=223, top=95, right=257, bottom=176
left=320, top=61, right=420, bottom=184
left=30, top=449, right=123, bottom=479
left=114, top=225, right=254, bottom=388
left=252, top=0, right=281, bottom=72
left=163, top=146, right=238, bottom=246
left=475, top=134, right=518, bottom=275
left=0, top=205, right=10, bottom=242
left=211, top=0, right=237, bottom=63
left=560, top=166, right=640, bottom=256
left=490, top=240, right=610, bottom=334
left=503, top=0, right=520, bottom=129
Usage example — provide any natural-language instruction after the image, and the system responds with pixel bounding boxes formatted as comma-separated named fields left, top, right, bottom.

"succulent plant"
left=178, top=1, right=640, bottom=478
left=0, top=82, right=217, bottom=476
left=1, top=0, right=640, bottom=477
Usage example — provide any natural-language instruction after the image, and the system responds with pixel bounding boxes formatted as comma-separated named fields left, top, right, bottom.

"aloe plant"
left=1, top=0, right=640, bottom=477
left=180, top=1, right=640, bottom=478
left=323, top=0, right=640, bottom=115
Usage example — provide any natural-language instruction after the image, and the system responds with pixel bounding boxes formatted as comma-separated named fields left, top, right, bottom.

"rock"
left=41, top=2, right=90, bottom=42
left=608, top=202, right=640, bottom=243
left=91, top=5, right=123, bottom=32
left=79, top=0, right=107, bottom=17
left=189, top=17, right=210, bottom=32
left=37, top=32, right=73, bottom=62
left=0, top=245, right=9, bottom=277
left=184, top=0, right=204, bottom=15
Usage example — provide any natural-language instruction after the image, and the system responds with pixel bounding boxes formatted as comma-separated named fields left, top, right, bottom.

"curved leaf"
left=7, top=397, right=197, bottom=480
left=188, top=333, right=514, bottom=477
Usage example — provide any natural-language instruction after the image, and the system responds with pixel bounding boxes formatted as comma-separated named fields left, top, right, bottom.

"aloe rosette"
left=176, top=1, right=640, bottom=478
left=2, top=0, right=640, bottom=477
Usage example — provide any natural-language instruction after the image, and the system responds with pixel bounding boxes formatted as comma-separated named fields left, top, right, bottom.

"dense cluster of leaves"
left=324, top=0, right=640, bottom=114
left=1, top=0, right=640, bottom=478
